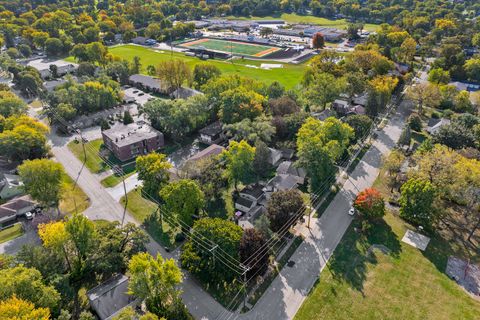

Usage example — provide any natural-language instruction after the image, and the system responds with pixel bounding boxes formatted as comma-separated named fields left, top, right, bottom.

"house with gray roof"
left=276, top=161, right=306, bottom=185
left=87, top=274, right=138, bottom=320
left=0, top=174, right=24, bottom=199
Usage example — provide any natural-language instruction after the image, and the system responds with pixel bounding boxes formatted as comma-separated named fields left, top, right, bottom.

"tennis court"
left=179, top=38, right=281, bottom=57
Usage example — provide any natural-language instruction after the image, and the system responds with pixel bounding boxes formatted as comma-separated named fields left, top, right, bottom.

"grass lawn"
left=121, top=188, right=178, bottom=249
left=59, top=173, right=90, bottom=214
left=100, top=170, right=136, bottom=188
left=295, top=211, right=480, bottom=320
left=225, top=13, right=381, bottom=32
left=0, top=223, right=24, bottom=244
left=72, top=45, right=306, bottom=89
left=295, top=172, right=480, bottom=320
left=67, top=139, right=108, bottom=173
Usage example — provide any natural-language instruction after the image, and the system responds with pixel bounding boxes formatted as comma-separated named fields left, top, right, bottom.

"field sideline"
left=179, top=38, right=281, bottom=57
left=67, top=45, right=306, bottom=88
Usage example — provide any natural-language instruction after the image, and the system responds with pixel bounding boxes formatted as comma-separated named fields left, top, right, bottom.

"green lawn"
left=67, top=139, right=107, bottom=173
left=0, top=223, right=24, bottom=244
left=59, top=173, right=90, bottom=214
left=225, top=13, right=381, bottom=32
left=78, top=45, right=306, bottom=89
left=121, top=188, right=178, bottom=249
left=100, top=170, right=136, bottom=188
left=295, top=202, right=480, bottom=319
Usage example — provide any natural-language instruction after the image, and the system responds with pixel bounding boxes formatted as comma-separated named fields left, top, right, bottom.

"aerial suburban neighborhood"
left=0, top=0, right=479, bottom=320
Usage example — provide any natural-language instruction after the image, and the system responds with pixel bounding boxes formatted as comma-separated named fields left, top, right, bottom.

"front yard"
left=120, top=188, right=180, bottom=250
left=0, top=223, right=24, bottom=244
left=59, top=173, right=90, bottom=214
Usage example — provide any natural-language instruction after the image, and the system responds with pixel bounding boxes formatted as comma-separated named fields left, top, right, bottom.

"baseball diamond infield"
left=179, top=38, right=281, bottom=57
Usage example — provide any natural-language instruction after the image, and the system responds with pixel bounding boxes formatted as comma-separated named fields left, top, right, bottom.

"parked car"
left=25, top=211, right=34, bottom=220
left=348, top=207, right=355, bottom=216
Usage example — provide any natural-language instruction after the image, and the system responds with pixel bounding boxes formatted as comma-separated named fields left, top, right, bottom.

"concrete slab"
left=401, top=229, right=430, bottom=251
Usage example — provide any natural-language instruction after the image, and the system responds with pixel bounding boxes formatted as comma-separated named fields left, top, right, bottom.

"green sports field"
left=67, top=45, right=306, bottom=88
left=179, top=38, right=281, bottom=57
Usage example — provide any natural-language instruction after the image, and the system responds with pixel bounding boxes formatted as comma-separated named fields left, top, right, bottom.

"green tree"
left=112, top=306, right=161, bottom=320
left=0, top=266, right=60, bottom=311
left=253, top=140, right=272, bottom=179
left=223, top=117, right=275, bottom=144
left=123, top=110, right=134, bottom=125
left=428, top=68, right=450, bottom=84
left=303, top=72, right=346, bottom=109
left=344, top=114, right=373, bottom=142
left=131, top=56, right=142, bottom=74
left=399, top=178, right=437, bottom=228
left=193, top=63, right=221, bottom=89
left=464, top=58, right=480, bottom=82
left=136, top=153, right=172, bottom=198
left=18, top=159, right=64, bottom=215
left=219, top=87, right=265, bottom=124
left=266, top=190, right=304, bottom=232
left=239, top=228, right=268, bottom=277
left=408, top=113, right=422, bottom=131
left=222, top=140, right=255, bottom=190
left=128, top=253, right=183, bottom=319
left=159, top=179, right=205, bottom=228
left=181, top=218, right=242, bottom=285
left=297, top=117, right=353, bottom=191
left=44, top=38, right=64, bottom=57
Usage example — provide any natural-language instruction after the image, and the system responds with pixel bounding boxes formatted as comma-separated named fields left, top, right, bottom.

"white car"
left=348, top=207, right=355, bottom=216
left=25, top=211, right=34, bottom=220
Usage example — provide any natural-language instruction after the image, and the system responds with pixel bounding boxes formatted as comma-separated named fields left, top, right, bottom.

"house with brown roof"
left=0, top=196, right=36, bottom=226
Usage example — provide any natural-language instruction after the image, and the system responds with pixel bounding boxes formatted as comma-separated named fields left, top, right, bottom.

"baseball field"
left=179, top=38, right=281, bottom=57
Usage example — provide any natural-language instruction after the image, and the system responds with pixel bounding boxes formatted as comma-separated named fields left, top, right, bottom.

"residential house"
left=276, top=161, right=306, bottom=185
left=235, top=184, right=267, bottom=230
left=198, top=121, right=225, bottom=145
left=312, top=109, right=336, bottom=121
left=352, top=94, right=368, bottom=107
left=268, top=148, right=283, bottom=166
left=265, top=174, right=299, bottom=193
left=87, top=274, right=138, bottom=320
left=129, top=74, right=164, bottom=93
left=187, top=144, right=225, bottom=162
left=426, top=118, right=451, bottom=134
left=102, top=122, right=164, bottom=162
left=170, top=87, right=203, bottom=99
left=0, top=196, right=36, bottom=226
left=332, top=99, right=351, bottom=114
left=0, top=174, right=23, bottom=199
left=449, top=81, right=480, bottom=92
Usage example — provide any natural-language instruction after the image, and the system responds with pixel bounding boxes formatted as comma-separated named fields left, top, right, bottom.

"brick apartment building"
left=102, top=122, right=164, bottom=162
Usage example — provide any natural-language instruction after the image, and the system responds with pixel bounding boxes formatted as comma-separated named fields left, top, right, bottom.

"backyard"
left=85, top=45, right=306, bottom=89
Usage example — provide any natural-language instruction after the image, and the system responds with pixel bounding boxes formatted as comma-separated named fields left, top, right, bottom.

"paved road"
left=23, top=98, right=409, bottom=320
left=208, top=100, right=411, bottom=320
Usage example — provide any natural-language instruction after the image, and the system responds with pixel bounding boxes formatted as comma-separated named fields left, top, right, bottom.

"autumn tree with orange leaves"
left=354, top=188, right=385, bottom=220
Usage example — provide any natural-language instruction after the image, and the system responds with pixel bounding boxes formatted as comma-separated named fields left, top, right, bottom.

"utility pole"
left=240, top=264, right=250, bottom=310
left=72, top=129, right=88, bottom=214
left=209, top=244, right=218, bottom=266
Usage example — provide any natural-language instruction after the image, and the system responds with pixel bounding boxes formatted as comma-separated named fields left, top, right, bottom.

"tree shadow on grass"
left=327, top=218, right=402, bottom=295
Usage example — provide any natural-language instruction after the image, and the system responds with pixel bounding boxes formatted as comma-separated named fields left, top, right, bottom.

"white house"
left=426, top=118, right=450, bottom=135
